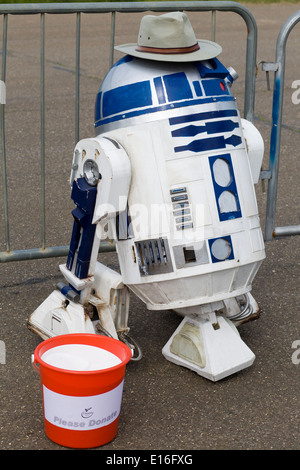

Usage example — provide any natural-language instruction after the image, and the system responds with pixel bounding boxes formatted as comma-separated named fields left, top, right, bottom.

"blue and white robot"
left=29, top=12, right=265, bottom=381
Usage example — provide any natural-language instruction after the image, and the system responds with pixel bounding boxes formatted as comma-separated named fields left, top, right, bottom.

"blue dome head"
left=94, top=55, right=235, bottom=134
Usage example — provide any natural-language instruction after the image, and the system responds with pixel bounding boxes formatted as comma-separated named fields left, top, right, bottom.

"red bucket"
left=32, top=333, right=132, bottom=449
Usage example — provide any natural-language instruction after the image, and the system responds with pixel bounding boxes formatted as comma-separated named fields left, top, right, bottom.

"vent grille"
left=135, top=238, right=173, bottom=276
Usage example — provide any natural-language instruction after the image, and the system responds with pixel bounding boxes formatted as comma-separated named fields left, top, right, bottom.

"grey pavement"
left=1, top=3, right=300, bottom=451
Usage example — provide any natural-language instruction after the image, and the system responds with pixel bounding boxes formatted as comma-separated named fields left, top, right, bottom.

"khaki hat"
left=115, top=12, right=222, bottom=62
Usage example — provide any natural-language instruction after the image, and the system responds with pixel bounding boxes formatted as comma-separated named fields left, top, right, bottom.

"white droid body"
left=29, top=13, right=265, bottom=381
left=93, top=56, right=264, bottom=313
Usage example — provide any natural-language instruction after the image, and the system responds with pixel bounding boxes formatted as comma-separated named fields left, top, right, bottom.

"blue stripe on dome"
left=102, top=81, right=152, bottom=118
left=95, top=95, right=236, bottom=129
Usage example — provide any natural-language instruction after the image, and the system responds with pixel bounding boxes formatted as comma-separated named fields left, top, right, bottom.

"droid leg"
left=28, top=179, right=123, bottom=340
left=162, top=306, right=255, bottom=382
left=28, top=136, right=136, bottom=353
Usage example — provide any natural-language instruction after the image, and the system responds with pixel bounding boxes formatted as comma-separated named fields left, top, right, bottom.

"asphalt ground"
left=1, top=2, right=300, bottom=453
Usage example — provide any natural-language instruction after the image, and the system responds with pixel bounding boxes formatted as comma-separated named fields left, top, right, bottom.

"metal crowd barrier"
left=264, top=10, right=300, bottom=241
left=0, top=1, right=258, bottom=262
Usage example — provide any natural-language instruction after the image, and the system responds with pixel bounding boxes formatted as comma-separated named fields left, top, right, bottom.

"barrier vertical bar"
left=75, top=12, right=80, bottom=144
left=110, top=11, right=116, bottom=68
left=1, top=14, right=9, bottom=252
left=211, top=10, right=216, bottom=42
left=40, top=12, right=46, bottom=250
left=242, top=7, right=256, bottom=123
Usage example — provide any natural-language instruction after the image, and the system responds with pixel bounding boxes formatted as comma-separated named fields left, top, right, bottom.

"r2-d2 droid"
left=29, top=12, right=265, bottom=381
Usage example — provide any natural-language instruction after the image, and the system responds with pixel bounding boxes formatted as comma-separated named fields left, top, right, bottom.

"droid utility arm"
left=59, top=136, right=131, bottom=307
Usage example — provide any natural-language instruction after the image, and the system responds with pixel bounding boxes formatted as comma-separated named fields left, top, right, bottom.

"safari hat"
left=114, top=12, right=222, bottom=62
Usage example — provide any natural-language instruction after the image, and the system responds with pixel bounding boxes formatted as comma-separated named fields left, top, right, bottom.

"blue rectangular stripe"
left=169, top=109, right=238, bottom=126
left=193, top=80, right=203, bottom=97
left=163, top=72, right=193, bottom=102
left=154, top=76, right=166, bottom=104
left=202, top=79, right=229, bottom=96
left=102, top=81, right=152, bottom=117
left=174, top=135, right=242, bottom=153
left=171, top=120, right=239, bottom=137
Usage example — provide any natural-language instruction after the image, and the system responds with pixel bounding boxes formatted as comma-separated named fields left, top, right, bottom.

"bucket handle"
left=31, top=354, right=40, bottom=374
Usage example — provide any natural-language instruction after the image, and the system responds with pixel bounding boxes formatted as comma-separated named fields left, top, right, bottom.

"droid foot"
left=27, top=290, right=96, bottom=340
left=162, top=313, right=255, bottom=381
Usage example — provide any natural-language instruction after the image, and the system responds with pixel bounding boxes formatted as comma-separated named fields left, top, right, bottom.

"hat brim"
left=114, top=39, right=222, bottom=62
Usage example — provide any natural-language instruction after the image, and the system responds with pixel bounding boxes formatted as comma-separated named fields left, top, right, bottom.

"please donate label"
left=43, top=381, right=124, bottom=430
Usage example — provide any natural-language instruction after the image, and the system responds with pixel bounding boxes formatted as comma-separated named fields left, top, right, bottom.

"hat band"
left=136, top=42, right=200, bottom=55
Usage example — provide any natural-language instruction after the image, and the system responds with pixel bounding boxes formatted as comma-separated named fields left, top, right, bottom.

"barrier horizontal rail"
left=0, top=1, right=257, bottom=262
left=0, top=241, right=116, bottom=263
